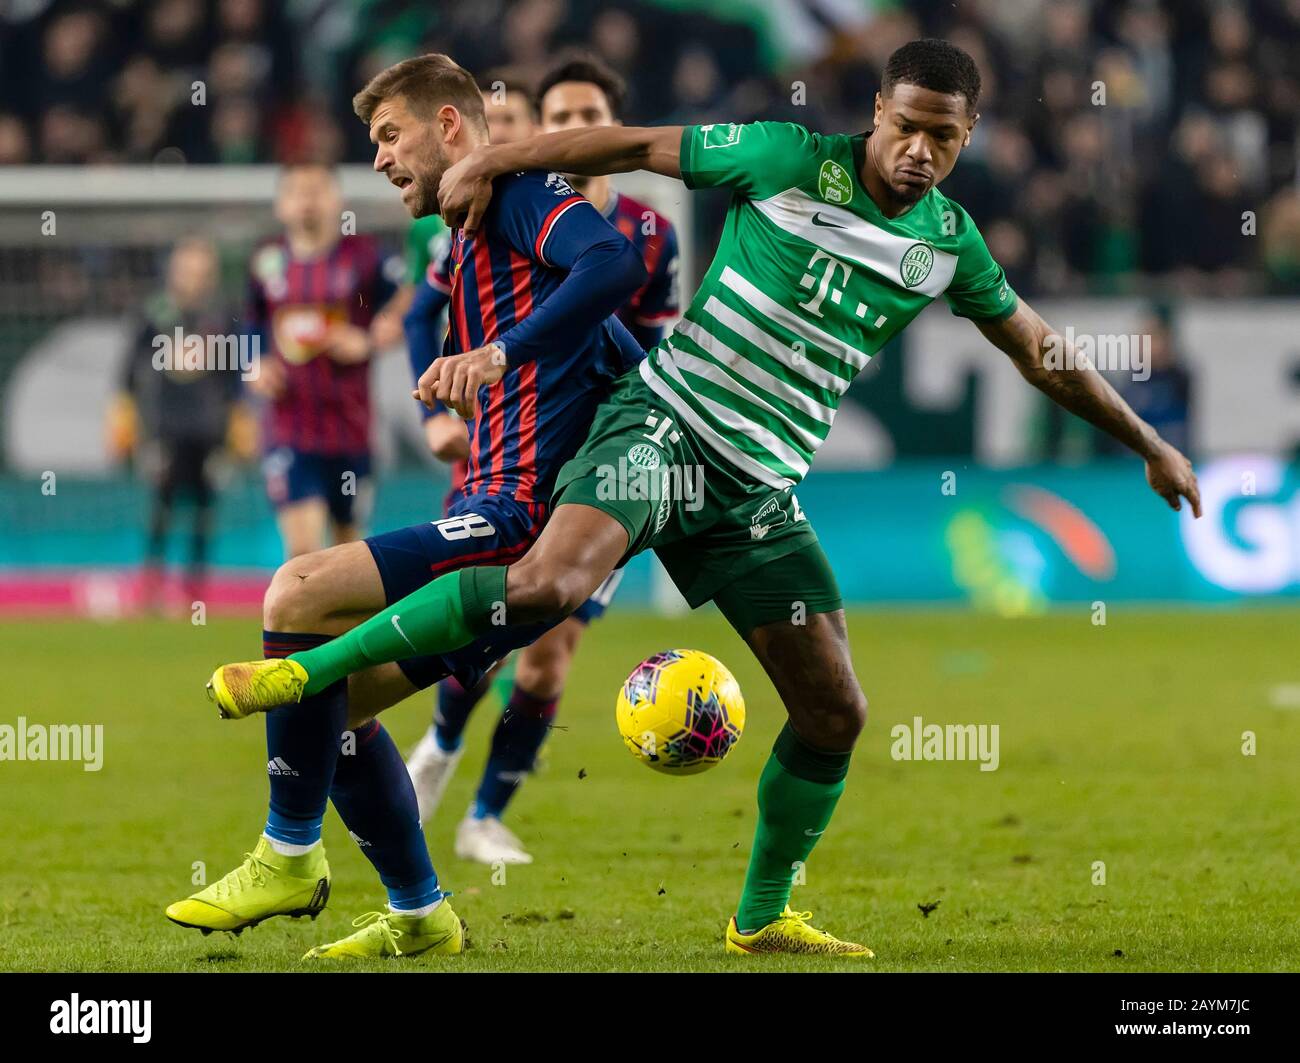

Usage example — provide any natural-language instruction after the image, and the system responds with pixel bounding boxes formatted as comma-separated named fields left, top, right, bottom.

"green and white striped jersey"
left=641, top=120, right=1018, bottom=489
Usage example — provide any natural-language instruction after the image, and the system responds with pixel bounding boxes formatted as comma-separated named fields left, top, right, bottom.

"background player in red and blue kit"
left=245, top=163, right=400, bottom=558
left=403, top=61, right=681, bottom=866
left=536, top=57, right=680, bottom=349
left=170, top=55, right=649, bottom=957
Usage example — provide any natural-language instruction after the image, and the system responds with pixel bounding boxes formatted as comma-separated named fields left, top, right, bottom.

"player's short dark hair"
left=477, top=67, right=537, bottom=118
left=536, top=55, right=626, bottom=120
left=352, top=53, right=487, bottom=132
left=881, top=38, right=981, bottom=114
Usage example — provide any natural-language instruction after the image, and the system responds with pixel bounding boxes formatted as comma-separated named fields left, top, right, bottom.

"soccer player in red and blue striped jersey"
left=403, top=63, right=681, bottom=864
left=245, top=164, right=400, bottom=557
left=174, top=54, right=648, bottom=958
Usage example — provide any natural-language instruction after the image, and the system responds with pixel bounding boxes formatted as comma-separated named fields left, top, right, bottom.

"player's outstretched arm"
left=439, top=126, right=684, bottom=232
left=975, top=301, right=1202, bottom=517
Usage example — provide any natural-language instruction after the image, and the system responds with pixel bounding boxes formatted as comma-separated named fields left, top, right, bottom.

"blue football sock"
left=331, top=719, right=442, bottom=911
left=262, top=631, right=348, bottom=848
left=432, top=672, right=492, bottom=752
left=473, top=684, right=557, bottom=821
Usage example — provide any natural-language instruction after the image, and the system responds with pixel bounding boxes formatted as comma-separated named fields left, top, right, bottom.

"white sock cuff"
left=263, top=834, right=319, bottom=857
left=389, top=897, right=443, bottom=918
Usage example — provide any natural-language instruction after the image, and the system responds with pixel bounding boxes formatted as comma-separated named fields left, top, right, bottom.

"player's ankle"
left=432, top=729, right=462, bottom=754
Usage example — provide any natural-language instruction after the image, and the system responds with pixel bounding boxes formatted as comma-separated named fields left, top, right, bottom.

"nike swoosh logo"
left=811, top=213, right=846, bottom=229
left=804, top=828, right=826, bottom=837
left=390, top=614, right=417, bottom=652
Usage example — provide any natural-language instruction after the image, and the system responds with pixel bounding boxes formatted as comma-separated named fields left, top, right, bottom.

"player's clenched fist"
left=413, top=342, right=508, bottom=418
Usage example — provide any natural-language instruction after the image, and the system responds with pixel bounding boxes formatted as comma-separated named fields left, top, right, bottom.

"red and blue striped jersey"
left=443, top=169, right=645, bottom=506
left=603, top=190, right=681, bottom=349
left=245, top=234, right=397, bottom=455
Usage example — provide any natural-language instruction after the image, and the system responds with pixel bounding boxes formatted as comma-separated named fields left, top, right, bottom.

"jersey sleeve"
left=491, top=171, right=593, bottom=268
left=369, top=246, right=401, bottom=312
left=632, top=219, right=680, bottom=327
left=943, top=210, right=1018, bottom=321
left=404, top=273, right=451, bottom=420
left=679, top=121, right=822, bottom=200
left=427, top=231, right=454, bottom=296
left=490, top=172, right=647, bottom=367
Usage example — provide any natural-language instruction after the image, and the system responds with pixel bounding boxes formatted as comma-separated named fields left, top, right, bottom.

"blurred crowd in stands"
left=2, top=0, right=1299, bottom=296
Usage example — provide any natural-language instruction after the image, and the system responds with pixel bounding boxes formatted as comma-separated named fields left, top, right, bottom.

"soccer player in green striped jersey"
left=210, top=39, right=1200, bottom=957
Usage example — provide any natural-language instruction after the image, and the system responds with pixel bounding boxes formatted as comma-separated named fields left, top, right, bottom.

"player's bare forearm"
left=976, top=301, right=1202, bottom=516
left=485, top=126, right=681, bottom=181
left=440, top=126, right=682, bottom=231
left=976, top=302, right=1156, bottom=456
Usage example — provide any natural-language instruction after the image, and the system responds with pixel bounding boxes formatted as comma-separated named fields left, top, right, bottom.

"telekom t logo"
left=797, top=250, right=850, bottom=317
left=795, top=249, right=889, bottom=328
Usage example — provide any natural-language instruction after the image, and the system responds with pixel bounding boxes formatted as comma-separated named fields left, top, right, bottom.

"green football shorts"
left=551, top=369, right=843, bottom=635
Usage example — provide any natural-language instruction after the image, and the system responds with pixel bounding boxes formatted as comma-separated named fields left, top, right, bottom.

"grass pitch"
left=1, top=607, right=1297, bottom=972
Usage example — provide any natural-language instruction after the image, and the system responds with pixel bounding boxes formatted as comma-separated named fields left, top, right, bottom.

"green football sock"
left=291, top=567, right=507, bottom=695
left=735, top=722, right=850, bottom=933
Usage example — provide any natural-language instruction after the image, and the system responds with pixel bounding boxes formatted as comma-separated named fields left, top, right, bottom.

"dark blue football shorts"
left=264, top=447, right=373, bottom=527
left=364, top=492, right=553, bottom=691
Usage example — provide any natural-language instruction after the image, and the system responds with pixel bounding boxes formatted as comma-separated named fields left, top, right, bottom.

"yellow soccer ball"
left=616, top=649, right=745, bottom=774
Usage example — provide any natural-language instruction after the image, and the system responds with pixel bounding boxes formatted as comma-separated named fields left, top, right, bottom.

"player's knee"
left=844, top=686, right=869, bottom=738
left=792, top=685, right=867, bottom=750
left=507, top=562, right=591, bottom=624
left=824, top=687, right=868, bottom=736
left=515, top=661, right=565, bottom=700
left=516, top=644, right=572, bottom=699
left=263, top=559, right=327, bottom=631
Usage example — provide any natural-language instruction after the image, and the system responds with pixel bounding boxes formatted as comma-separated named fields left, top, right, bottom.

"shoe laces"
left=253, top=660, right=299, bottom=703
left=779, top=909, right=832, bottom=939
left=351, top=911, right=405, bottom=955
left=212, top=852, right=270, bottom=901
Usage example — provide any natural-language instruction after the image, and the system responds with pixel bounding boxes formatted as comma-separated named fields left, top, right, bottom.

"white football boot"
left=406, top=730, right=464, bottom=824
left=454, top=814, right=533, bottom=865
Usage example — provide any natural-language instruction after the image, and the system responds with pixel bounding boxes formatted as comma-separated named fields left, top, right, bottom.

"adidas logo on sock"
left=348, top=830, right=372, bottom=847
left=267, top=757, right=299, bottom=777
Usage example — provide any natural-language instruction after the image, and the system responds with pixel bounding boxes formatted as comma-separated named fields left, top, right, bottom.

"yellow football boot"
left=165, top=837, right=330, bottom=934
left=725, top=907, right=874, bottom=958
left=207, top=657, right=308, bottom=719
left=303, top=901, right=464, bottom=960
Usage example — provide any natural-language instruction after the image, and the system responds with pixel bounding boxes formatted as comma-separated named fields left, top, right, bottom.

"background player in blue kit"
left=169, top=53, right=649, bottom=959
left=403, top=59, right=682, bottom=866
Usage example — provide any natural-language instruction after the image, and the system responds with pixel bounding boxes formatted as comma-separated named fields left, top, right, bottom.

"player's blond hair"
left=353, top=53, right=488, bottom=132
